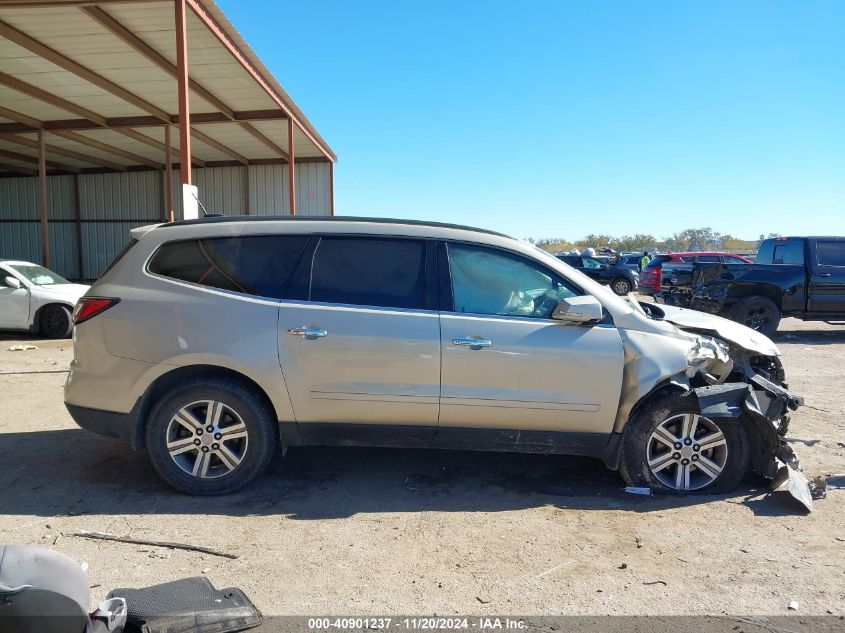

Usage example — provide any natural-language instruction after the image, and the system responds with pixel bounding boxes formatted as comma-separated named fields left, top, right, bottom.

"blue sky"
left=218, top=0, right=844, bottom=241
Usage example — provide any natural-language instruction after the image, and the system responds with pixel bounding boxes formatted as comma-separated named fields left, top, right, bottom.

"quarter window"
left=148, top=235, right=308, bottom=298
left=448, top=243, right=579, bottom=319
left=309, top=237, right=427, bottom=309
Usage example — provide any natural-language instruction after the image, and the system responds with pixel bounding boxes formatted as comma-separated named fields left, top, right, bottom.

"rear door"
left=437, top=242, right=624, bottom=444
left=808, top=238, right=845, bottom=314
left=277, top=235, right=440, bottom=439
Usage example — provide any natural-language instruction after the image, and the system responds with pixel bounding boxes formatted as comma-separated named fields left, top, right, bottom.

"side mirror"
left=4, top=276, right=22, bottom=289
left=551, top=295, right=604, bottom=324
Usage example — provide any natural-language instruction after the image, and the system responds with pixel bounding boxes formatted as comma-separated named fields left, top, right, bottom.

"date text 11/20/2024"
left=307, top=617, right=527, bottom=630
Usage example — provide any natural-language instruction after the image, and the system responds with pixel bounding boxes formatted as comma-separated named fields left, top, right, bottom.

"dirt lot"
left=0, top=318, right=843, bottom=617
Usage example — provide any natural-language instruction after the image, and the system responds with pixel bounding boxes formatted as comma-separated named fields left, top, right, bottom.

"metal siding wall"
left=0, top=175, right=78, bottom=277
left=248, top=163, right=331, bottom=216
left=78, top=171, right=163, bottom=279
left=1, top=163, right=333, bottom=280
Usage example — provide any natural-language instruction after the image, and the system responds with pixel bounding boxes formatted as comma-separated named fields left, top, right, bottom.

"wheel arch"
left=604, top=379, right=689, bottom=469
left=30, top=301, right=75, bottom=332
left=133, top=364, right=281, bottom=450
left=726, top=283, right=783, bottom=310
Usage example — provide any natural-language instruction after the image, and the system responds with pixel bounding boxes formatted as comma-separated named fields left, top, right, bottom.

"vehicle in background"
left=617, top=254, right=644, bottom=273
left=691, top=236, right=845, bottom=337
left=640, top=252, right=753, bottom=306
left=556, top=254, right=640, bottom=295
left=0, top=260, right=89, bottom=338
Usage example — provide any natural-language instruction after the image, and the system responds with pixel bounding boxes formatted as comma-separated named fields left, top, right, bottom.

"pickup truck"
left=690, top=236, right=845, bottom=336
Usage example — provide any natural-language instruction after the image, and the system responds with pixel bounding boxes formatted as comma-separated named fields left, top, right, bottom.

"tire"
left=611, top=278, right=632, bottom=296
left=619, top=393, right=749, bottom=494
left=145, top=378, right=277, bottom=495
left=39, top=304, right=72, bottom=339
left=729, top=296, right=781, bottom=338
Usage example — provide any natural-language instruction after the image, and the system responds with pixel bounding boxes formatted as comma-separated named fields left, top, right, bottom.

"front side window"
left=309, top=236, right=427, bottom=309
left=697, top=255, right=720, bottom=263
left=817, top=241, right=845, bottom=267
left=582, top=257, right=603, bottom=269
left=448, top=243, right=579, bottom=319
left=8, top=264, right=69, bottom=286
left=148, top=235, right=308, bottom=298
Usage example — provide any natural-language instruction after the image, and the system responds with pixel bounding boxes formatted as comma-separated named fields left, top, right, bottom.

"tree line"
left=530, top=228, right=781, bottom=255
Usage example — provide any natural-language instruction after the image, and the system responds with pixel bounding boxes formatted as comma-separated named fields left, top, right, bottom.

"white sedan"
left=0, top=260, right=90, bottom=338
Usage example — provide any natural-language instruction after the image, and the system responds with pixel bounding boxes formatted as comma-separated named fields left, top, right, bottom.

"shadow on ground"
left=774, top=327, right=845, bottom=345
left=0, top=428, right=807, bottom=522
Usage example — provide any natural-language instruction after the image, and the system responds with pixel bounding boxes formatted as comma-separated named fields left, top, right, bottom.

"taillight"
left=73, top=297, right=120, bottom=324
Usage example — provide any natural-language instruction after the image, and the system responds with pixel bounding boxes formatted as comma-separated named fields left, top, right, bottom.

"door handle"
left=452, top=337, right=492, bottom=348
left=817, top=272, right=832, bottom=278
left=288, top=327, right=328, bottom=338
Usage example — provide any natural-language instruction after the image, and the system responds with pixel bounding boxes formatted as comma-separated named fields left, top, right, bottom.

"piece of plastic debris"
left=535, top=560, right=575, bottom=578
left=624, top=487, right=653, bottom=496
left=643, top=580, right=667, bottom=586
left=809, top=476, right=827, bottom=500
left=788, top=600, right=799, bottom=611
left=8, top=344, right=38, bottom=351
left=635, top=537, right=644, bottom=549
left=618, top=563, right=628, bottom=569
left=772, top=457, right=814, bottom=512
left=476, top=597, right=490, bottom=604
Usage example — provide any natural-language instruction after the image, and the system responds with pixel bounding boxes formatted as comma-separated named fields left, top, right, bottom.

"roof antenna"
left=192, top=191, right=222, bottom=217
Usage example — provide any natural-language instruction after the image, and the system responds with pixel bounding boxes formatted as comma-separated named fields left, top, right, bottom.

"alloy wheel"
left=743, top=306, right=771, bottom=332
left=646, top=413, right=728, bottom=491
left=612, top=279, right=631, bottom=295
left=165, top=400, right=249, bottom=479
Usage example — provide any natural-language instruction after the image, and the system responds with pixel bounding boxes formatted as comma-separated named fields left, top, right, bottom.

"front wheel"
left=619, top=394, right=749, bottom=494
left=146, top=379, right=277, bottom=495
left=39, top=304, right=72, bottom=338
left=611, top=278, right=632, bottom=295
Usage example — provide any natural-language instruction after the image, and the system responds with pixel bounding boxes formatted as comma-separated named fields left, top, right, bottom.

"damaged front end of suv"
left=613, top=299, right=810, bottom=509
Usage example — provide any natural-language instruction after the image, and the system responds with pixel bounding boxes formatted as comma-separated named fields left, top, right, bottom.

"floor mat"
left=108, top=576, right=262, bottom=633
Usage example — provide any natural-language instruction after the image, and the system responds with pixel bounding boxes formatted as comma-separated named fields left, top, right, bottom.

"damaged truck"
left=65, top=217, right=810, bottom=506
left=691, top=236, right=845, bottom=337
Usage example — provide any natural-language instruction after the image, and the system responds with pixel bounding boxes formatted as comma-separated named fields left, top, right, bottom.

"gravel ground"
left=0, top=318, right=843, bottom=617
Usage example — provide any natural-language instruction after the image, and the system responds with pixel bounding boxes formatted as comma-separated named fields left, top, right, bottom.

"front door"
left=278, top=236, right=440, bottom=440
left=0, top=271, right=30, bottom=329
left=808, top=239, right=845, bottom=314
left=438, top=242, right=624, bottom=440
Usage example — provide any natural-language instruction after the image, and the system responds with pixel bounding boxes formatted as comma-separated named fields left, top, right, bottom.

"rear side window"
left=697, top=255, right=720, bottom=263
left=817, top=241, right=845, bottom=267
left=646, top=256, right=671, bottom=268
left=758, top=238, right=804, bottom=265
left=149, top=235, right=308, bottom=298
left=309, top=236, right=427, bottom=309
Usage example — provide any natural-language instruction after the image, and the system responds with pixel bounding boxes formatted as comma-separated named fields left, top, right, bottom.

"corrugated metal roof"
left=0, top=0, right=335, bottom=175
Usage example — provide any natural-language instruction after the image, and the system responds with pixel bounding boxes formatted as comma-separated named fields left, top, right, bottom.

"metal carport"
left=0, top=0, right=336, bottom=280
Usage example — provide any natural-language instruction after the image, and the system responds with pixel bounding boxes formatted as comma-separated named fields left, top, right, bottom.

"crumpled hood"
left=657, top=303, right=779, bottom=357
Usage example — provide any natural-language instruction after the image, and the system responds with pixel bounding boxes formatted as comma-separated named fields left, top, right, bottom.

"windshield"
left=9, top=264, right=70, bottom=286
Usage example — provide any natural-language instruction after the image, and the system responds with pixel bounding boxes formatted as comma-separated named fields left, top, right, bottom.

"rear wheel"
left=611, top=278, right=632, bottom=295
left=729, top=296, right=780, bottom=337
left=146, top=379, right=276, bottom=495
left=619, top=394, right=749, bottom=494
left=39, top=304, right=72, bottom=339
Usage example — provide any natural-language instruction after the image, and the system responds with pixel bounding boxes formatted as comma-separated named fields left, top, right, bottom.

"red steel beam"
left=0, top=132, right=127, bottom=171
left=0, top=72, right=107, bottom=125
left=0, top=147, right=81, bottom=173
left=51, top=130, right=161, bottom=169
left=287, top=117, right=295, bottom=215
left=175, top=0, right=192, bottom=185
left=37, top=129, right=49, bottom=267
left=164, top=125, right=174, bottom=222
left=0, top=161, right=36, bottom=176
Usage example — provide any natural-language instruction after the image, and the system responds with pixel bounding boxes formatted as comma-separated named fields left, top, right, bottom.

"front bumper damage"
left=693, top=375, right=811, bottom=510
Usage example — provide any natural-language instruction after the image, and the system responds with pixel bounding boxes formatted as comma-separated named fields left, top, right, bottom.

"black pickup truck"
left=690, top=236, right=845, bottom=336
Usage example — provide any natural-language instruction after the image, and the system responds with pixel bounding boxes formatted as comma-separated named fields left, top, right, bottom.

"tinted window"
left=697, top=255, right=720, bottom=263
left=646, top=256, right=671, bottom=268
left=817, top=241, right=845, bottom=267
left=721, top=255, right=746, bottom=263
left=309, top=237, right=426, bottom=309
left=758, top=238, right=804, bottom=265
left=149, top=235, right=308, bottom=298
left=559, top=256, right=582, bottom=267
left=448, top=243, right=579, bottom=319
